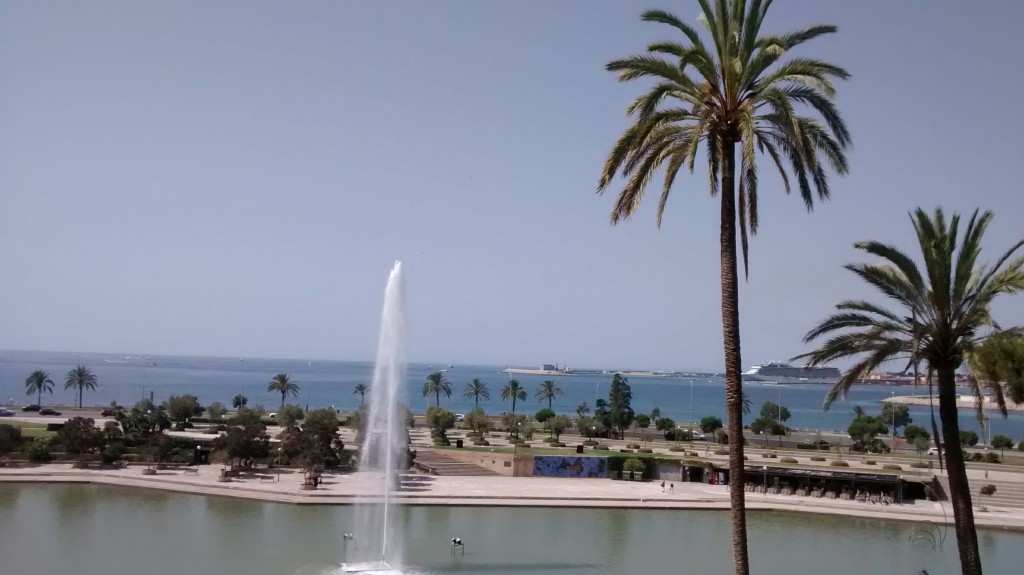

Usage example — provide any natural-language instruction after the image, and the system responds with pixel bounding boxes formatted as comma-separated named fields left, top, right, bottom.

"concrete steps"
left=412, top=451, right=500, bottom=477
left=969, top=478, right=1024, bottom=509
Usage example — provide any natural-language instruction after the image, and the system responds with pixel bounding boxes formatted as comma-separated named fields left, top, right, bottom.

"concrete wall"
left=438, top=448, right=517, bottom=476
left=532, top=456, right=608, bottom=478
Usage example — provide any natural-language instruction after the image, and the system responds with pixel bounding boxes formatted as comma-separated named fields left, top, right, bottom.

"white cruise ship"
left=742, top=361, right=841, bottom=384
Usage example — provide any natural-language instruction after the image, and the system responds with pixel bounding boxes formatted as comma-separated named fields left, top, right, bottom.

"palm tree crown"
left=422, top=371, right=452, bottom=407
left=535, top=380, right=564, bottom=410
left=598, top=5, right=849, bottom=574
left=267, top=373, right=300, bottom=409
left=25, top=370, right=54, bottom=406
left=353, top=383, right=368, bottom=405
left=463, top=379, right=490, bottom=409
left=65, top=365, right=98, bottom=409
left=798, top=207, right=1024, bottom=575
left=501, top=379, right=527, bottom=414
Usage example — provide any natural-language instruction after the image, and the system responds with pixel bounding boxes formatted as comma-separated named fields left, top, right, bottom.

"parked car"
left=803, top=439, right=831, bottom=448
left=22, top=404, right=41, bottom=412
left=455, top=413, right=465, bottom=423
left=927, top=446, right=942, bottom=455
left=0, top=408, right=15, bottom=417
left=38, top=408, right=62, bottom=416
left=101, top=408, right=120, bottom=417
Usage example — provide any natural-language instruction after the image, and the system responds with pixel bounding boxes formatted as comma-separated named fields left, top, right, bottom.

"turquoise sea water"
left=2, top=349, right=1021, bottom=439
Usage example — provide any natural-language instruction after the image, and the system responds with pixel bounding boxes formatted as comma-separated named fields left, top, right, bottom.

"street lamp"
left=891, top=391, right=896, bottom=451
left=762, top=465, right=768, bottom=494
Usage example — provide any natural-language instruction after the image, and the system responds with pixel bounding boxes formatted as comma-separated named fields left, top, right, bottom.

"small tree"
left=655, top=417, right=676, bottom=432
left=700, top=416, right=724, bottom=434
left=0, top=424, right=23, bottom=453
left=213, top=408, right=269, bottom=467
left=759, top=401, right=791, bottom=423
left=232, top=394, right=248, bottom=409
left=302, top=408, right=343, bottom=467
left=577, top=416, right=597, bottom=442
left=751, top=417, right=786, bottom=448
left=535, top=408, right=555, bottom=437
left=904, top=425, right=930, bottom=442
left=465, top=408, right=491, bottom=437
left=914, top=437, right=930, bottom=461
left=960, top=430, right=979, bottom=447
left=57, top=417, right=104, bottom=462
left=426, top=406, right=456, bottom=445
left=576, top=402, right=591, bottom=417
left=880, top=402, right=912, bottom=436
left=991, top=435, right=1014, bottom=457
left=848, top=416, right=888, bottom=443
left=607, top=373, right=634, bottom=439
left=165, top=395, right=201, bottom=426
left=549, top=415, right=570, bottom=442
left=207, top=402, right=228, bottom=421
left=275, top=404, right=305, bottom=429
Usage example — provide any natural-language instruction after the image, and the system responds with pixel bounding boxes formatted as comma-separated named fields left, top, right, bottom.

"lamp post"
left=891, top=391, right=896, bottom=451
left=984, top=416, right=991, bottom=479
left=762, top=465, right=768, bottom=494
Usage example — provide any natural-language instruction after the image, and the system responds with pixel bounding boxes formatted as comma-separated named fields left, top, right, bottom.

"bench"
left=258, top=474, right=278, bottom=483
left=182, top=467, right=199, bottom=476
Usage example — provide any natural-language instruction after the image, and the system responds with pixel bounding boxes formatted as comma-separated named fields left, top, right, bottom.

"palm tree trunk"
left=720, top=138, right=750, bottom=575
left=928, top=369, right=944, bottom=473
left=281, top=394, right=285, bottom=409
left=79, top=387, right=83, bottom=409
left=435, top=390, right=440, bottom=407
left=38, top=388, right=42, bottom=406
left=937, top=365, right=982, bottom=574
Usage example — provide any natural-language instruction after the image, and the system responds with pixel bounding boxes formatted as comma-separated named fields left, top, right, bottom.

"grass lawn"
left=1, top=420, right=56, bottom=438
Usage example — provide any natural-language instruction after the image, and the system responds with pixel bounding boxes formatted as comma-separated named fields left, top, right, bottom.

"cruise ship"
left=742, top=361, right=841, bottom=384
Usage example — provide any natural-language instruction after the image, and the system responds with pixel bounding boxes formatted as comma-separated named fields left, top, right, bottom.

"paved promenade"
left=3, top=464, right=1024, bottom=531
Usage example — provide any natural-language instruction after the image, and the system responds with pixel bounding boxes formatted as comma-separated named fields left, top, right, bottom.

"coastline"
left=887, top=395, right=1024, bottom=414
left=4, top=464, right=1024, bottom=532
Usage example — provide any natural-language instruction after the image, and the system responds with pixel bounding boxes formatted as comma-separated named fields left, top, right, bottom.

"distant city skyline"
left=2, top=1, right=1022, bottom=372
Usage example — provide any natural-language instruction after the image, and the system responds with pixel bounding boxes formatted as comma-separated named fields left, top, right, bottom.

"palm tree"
left=64, top=365, right=98, bottom=408
left=267, top=373, right=300, bottom=409
left=741, top=389, right=751, bottom=416
left=24, top=370, right=54, bottom=406
left=353, top=383, right=368, bottom=405
left=798, top=208, right=1024, bottom=575
left=463, top=379, right=490, bottom=408
left=597, top=4, right=850, bottom=571
left=851, top=405, right=866, bottom=418
left=535, top=380, right=563, bottom=409
left=422, top=371, right=451, bottom=407
left=501, top=379, right=527, bottom=414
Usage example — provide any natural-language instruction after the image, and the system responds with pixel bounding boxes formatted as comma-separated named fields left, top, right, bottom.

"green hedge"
left=796, top=443, right=830, bottom=451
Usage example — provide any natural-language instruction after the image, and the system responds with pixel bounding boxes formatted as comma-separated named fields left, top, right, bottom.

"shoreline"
left=887, top=395, right=1024, bottom=413
left=4, top=465, right=1024, bottom=532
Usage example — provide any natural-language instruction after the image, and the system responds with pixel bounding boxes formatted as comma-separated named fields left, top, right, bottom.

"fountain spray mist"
left=355, top=261, right=408, bottom=566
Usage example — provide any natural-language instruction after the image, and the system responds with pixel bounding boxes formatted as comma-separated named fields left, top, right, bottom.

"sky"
left=1, top=1, right=1023, bottom=372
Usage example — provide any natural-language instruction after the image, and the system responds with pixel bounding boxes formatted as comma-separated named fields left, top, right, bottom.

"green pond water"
left=0, top=484, right=1020, bottom=574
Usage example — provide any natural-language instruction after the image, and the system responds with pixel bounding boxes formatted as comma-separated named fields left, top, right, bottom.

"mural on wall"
left=532, top=456, right=607, bottom=478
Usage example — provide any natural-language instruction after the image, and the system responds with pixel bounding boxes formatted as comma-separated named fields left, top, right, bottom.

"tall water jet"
left=345, top=261, right=408, bottom=572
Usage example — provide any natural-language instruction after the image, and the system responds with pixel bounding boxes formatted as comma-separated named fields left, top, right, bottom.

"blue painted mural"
left=532, top=456, right=607, bottom=478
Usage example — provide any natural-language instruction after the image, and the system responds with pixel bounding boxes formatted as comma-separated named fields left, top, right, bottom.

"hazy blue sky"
left=2, top=1, right=1022, bottom=371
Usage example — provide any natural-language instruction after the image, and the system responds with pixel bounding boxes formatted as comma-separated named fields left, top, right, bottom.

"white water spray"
left=350, top=261, right=408, bottom=570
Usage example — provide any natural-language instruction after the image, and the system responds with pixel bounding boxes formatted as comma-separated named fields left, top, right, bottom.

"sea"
left=2, top=349, right=1022, bottom=440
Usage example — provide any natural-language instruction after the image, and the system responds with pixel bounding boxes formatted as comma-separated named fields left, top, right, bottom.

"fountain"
left=342, top=261, right=409, bottom=573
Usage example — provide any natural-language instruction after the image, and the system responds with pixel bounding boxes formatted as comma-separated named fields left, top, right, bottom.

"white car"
left=455, top=413, right=465, bottom=423
left=927, top=446, right=940, bottom=455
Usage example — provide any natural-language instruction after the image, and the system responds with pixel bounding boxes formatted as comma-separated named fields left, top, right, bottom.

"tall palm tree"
left=463, top=379, right=490, bottom=408
left=353, top=383, right=368, bottom=405
left=422, top=371, right=451, bottom=407
left=64, top=365, right=98, bottom=409
left=535, top=380, right=563, bottom=409
left=798, top=208, right=1024, bottom=575
left=267, top=373, right=300, bottom=409
left=597, top=4, right=849, bottom=571
left=25, top=370, right=54, bottom=406
left=851, top=405, right=866, bottom=418
left=501, top=379, right=527, bottom=414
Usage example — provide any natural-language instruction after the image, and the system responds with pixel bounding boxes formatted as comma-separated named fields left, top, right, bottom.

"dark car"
left=38, top=408, right=62, bottom=416
left=803, top=439, right=830, bottom=448
left=101, top=408, right=120, bottom=417
left=22, top=404, right=41, bottom=412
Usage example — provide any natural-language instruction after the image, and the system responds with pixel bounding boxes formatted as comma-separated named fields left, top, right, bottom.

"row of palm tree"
left=599, top=3, right=1022, bottom=574
left=25, top=366, right=98, bottom=408
left=417, top=372, right=565, bottom=412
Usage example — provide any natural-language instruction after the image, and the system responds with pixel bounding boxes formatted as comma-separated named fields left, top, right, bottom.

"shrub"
left=985, top=452, right=1001, bottom=464
left=882, top=464, right=902, bottom=471
left=761, top=452, right=777, bottom=459
left=979, top=484, right=997, bottom=496
left=594, top=445, right=609, bottom=451
left=668, top=446, right=686, bottom=452
left=796, top=443, right=830, bottom=451
left=969, top=452, right=984, bottom=462
left=472, top=440, right=490, bottom=446
left=638, top=448, right=653, bottom=454
left=25, top=439, right=53, bottom=462
left=549, top=442, right=567, bottom=448
left=910, top=462, right=931, bottom=469
left=582, top=440, right=598, bottom=446
left=777, top=457, right=798, bottom=464
left=714, top=449, right=729, bottom=456
left=830, top=460, right=849, bottom=467
left=864, top=460, right=877, bottom=465
left=810, top=456, right=826, bottom=462
left=519, top=443, right=531, bottom=448
left=0, top=424, right=23, bottom=453
left=100, top=443, right=124, bottom=464
left=622, top=458, right=645, bottom=474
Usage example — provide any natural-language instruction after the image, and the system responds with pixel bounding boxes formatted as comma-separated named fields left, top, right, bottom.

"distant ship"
left=742, top=361, right=841, bottom=384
